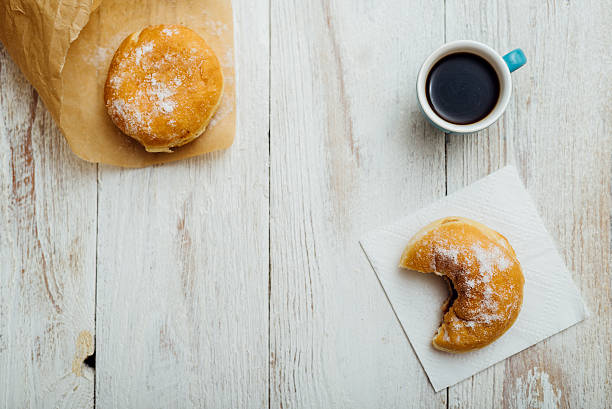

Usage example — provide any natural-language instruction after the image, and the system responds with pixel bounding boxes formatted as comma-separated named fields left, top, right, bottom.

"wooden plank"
left=445, top=1, right=612, bottom=407
left=269, top=1, right=447, bottom=407
left=94, top=0, right=270, bottom=407
left=0, top=45, right=97, bottom=408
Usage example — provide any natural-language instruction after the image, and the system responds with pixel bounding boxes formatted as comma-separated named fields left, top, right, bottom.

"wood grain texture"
left=269, top=1, right=447, bottom=407
left=0, top=45, right=97, bottom=408
left=445, top=1, right=612, bottom=407
left=94, top=0, right=269, bottom=407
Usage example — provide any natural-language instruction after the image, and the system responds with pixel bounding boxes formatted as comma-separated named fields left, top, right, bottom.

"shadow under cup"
left=417, top=40, right=526, bottom=134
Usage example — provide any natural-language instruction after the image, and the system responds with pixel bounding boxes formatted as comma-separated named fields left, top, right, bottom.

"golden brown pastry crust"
left=104, top=24, right=224, bottom=152
left=399, top=217, right=524, bottom=353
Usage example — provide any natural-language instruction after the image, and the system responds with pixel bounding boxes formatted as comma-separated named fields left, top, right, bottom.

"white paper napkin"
left=359, top=166, right=588, bottom=392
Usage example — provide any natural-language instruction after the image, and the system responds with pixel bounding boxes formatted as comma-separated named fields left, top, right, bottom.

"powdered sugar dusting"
left=471, top=243, right=510, bottom=283
left=158, top=99, right=176, bottom=114
left=442, top=330, right=450, bottom=342
left=85, top=46, right=114, bottom=67
left=162, top=27, right=179, bottom=36
left=203, top=19, right=229, bottom=37
left=419, top=227, right=518, bottom=328
left=148, top=74, right=178, bottom=114
left=219, top=48, right=234, bottom=69
left=85, top=31, right=132, bottom=68
left=476, top=286, right=501, bottom=323
left=109, top=97, right=151, bottom=135
left=109, top=74, right=123, bottom=90
left=134, top=42, right=154, bottom=65
left=436, top=245, right=460, bottom=264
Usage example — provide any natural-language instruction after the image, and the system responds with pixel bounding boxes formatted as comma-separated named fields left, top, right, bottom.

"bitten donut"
left=399, top=217, right=524, bottom=353
left=104, top=24, right=224, bottom=152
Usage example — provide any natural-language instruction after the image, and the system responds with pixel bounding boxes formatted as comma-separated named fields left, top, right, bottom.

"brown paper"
left=0, top=0, right=234, bottom=167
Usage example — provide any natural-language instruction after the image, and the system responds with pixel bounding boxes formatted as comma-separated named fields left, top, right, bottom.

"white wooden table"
left=1, top=1, right=611, bottom=408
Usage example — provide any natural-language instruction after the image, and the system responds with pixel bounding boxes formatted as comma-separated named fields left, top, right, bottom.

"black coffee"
left=425, top=52, right=500, bottom=125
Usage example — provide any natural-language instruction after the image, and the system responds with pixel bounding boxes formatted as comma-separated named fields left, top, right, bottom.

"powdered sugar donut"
left=399, top=217, right=524, bottom=353
left=104, top=25, right=224, bottom=153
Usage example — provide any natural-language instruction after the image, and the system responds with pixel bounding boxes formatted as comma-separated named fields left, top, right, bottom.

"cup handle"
left=503, top=48, right=527, bottom=73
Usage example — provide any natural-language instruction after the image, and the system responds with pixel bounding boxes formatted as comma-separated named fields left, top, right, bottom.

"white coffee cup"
left=416, top=40, right=526, bottom=134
